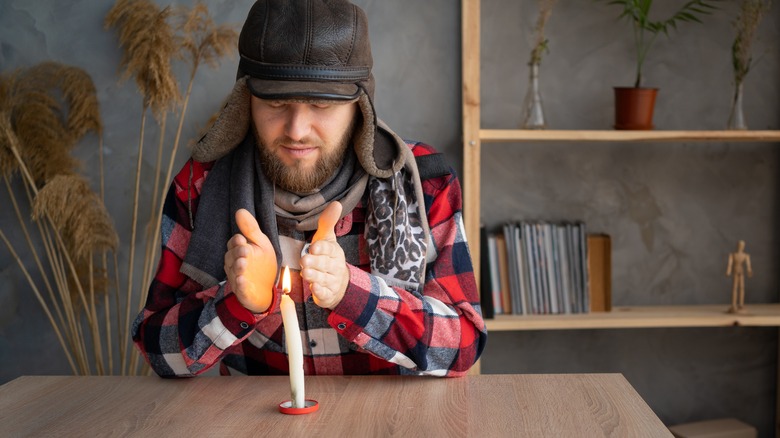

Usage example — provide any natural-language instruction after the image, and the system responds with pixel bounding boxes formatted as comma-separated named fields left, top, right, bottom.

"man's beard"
left=254, top=120, right=355, bottom=194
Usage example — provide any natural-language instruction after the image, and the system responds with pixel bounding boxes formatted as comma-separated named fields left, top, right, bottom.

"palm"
left=234, top=208, right=277, bottom=311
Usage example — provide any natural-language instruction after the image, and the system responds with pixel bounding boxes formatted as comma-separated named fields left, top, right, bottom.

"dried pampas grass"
left=11, top=62, right=102, bottom=139
left=1, top=60, right=116, bottom=376
left=1, top=63, right=103, bottom=183
left=177, top=2, right=238, bottom=70
left=0, top=111, right=17, bottom=178
left=33, top=173, right=119, bottom=260
left=3, top=0, right=239, bottom=377
left=105, top=0, right=180, bottom=116
left=11, top=95, right=78, bottom=182
left=732, top=0, right=771, bottom=83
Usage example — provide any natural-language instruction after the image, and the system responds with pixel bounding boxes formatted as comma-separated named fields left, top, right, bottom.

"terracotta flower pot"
left=614, top=87, right=658, bottom=130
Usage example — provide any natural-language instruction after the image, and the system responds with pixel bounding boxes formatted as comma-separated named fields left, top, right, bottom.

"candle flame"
left=282, top=265, right=291, bottom=294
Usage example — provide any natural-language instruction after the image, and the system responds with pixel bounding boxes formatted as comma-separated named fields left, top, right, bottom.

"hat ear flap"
left=192, top=77, right=252, bottom=163
left=354, top=92, right=407, bottom=179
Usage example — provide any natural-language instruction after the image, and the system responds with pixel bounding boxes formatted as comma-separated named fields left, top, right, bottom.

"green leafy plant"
left=601, top=0, right=721, bottom=87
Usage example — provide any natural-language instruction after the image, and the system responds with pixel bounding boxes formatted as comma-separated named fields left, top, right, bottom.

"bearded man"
left=133, top=0, right=486, bottom=377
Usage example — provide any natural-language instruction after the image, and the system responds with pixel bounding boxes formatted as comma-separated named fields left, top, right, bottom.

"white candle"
left=279, top=266, right=305, bottom=408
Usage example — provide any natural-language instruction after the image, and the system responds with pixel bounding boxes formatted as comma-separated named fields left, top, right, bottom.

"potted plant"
left=600, top=0, right=721, bottom=130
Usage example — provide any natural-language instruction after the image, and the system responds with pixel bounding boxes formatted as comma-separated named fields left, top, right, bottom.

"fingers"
left=301, top=268, right=340, bottom=293
left=235, top=208, right=262, bottom=244
left=225, top=237, right=249, bottom=270
left=227, top=233, right=247, bottom=250
left=300, top=242, right=349, bottom=310
left=302, top=266, right=342, bottom=309
left=312, top=201, right=342, bottom=243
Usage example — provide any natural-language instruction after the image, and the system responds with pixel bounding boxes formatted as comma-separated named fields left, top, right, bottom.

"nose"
left=284, top=104, right=314, bottom=142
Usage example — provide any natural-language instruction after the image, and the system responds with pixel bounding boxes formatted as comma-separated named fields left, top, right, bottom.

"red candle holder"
left=278, top=399, right=319, bottom=415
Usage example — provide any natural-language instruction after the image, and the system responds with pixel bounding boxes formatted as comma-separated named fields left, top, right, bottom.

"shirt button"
left=337, top=323, right=346, bottom=330
left=309, top=340, right=317, bottom=348
left=307, top=296, right=314, bottom=303
left=240, top=322, right=249, bottom=329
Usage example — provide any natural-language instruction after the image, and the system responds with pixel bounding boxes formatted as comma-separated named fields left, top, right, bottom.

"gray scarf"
left=181, top=135, right=430, bottom=293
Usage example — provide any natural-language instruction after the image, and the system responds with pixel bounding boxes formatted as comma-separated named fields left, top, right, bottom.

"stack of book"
left=481, top=221, right=611, bottom=317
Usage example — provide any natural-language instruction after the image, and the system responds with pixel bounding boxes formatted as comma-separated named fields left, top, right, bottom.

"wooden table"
left=0, top=374, right=670, bottom=437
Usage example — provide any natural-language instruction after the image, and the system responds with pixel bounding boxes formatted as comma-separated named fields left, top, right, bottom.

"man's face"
left=251, top=96, right=358, bottom=193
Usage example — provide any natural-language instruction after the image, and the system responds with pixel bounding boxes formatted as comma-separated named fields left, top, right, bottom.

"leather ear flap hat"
left=238, top=0, right=374, bottom=102
left=194, top=0, right=402, bottom=179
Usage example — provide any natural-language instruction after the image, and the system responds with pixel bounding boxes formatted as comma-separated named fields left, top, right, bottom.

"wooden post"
left=462, top=0, right=482, bottom=376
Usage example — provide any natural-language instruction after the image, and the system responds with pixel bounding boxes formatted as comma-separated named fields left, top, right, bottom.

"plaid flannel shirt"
left=132, top=141, right=486, bottom=377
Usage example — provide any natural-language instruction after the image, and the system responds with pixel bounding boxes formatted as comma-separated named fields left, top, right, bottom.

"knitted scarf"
left=181, top=135, right=429, bottom=293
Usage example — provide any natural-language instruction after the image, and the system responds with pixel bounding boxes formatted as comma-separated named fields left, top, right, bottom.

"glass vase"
left=520, top=63, right=546, bottom=129
left=727, top=81, right=747, bottom=130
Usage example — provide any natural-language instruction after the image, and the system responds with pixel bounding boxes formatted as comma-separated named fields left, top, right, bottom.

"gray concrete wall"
left=0, top=0, right=777, bottom=435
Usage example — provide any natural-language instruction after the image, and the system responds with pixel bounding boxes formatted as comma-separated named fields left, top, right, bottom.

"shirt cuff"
left=328, top=264, right=377, bottom=341
left=216, top=282, right=278, bottom=336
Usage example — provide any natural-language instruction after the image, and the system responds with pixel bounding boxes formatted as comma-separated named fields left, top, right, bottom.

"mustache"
left=274, top=136, right=322, bottom=148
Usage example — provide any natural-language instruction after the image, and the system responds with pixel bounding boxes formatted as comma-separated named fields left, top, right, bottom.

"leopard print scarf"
left=364, top=170, right=427, bottom=290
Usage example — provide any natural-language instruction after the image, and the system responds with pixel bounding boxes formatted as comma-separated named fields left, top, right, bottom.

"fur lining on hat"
left=191, top=77, right=406, bottom=178
left=192, top=77, right=251, bottom=163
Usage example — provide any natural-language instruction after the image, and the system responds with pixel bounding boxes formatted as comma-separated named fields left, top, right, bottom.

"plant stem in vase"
left=521, top=63, right=546, bottom=129
left=727, top=80, right=748, bottom=130
left=728, top=0, right=771, bottom=130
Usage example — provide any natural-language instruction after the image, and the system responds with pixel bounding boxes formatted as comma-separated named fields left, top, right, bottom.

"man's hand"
left=224, top=209, right=277, bottom=313
left=301, top=201, right=348, bottom=310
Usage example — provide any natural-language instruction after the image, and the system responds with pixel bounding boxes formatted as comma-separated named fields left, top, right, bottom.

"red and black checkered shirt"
left=132, top=141, right=486, bottom=377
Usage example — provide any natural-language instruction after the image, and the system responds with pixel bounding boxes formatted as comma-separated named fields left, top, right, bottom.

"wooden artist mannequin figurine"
left=726, top=240, right=752, bottom=314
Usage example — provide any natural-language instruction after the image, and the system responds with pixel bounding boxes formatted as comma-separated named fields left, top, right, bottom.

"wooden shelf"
left=480, top=129, right=780, bottom=143
left=485, top=304, right=780, bottom=331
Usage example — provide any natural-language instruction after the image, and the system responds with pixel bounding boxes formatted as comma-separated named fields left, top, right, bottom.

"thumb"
left=312, top=201, right=343, bottom=243
left=235, top=208, right=270, bottom=247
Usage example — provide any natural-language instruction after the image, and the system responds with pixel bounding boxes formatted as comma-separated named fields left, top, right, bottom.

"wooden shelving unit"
left=486, top=304, right=780, bottom=331
left=479, top=129, right=780, bottom=143
left=461, top=4, right=780, bottom=420
left=461, top=0, right=780, bottom=320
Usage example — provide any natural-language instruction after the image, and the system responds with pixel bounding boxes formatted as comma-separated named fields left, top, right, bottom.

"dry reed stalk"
left=112, top=251, right=127, bottom=375
left=47, top=219, right=96, bottom=368
left=0, top=229, right=78, bottom=374
left=123, top=111, right=146, bottom=376
left=3, top=175, right=65, bottom=328
left=2, top=175, right=91, bottom=373
left=103, top=267, right=113, bottom=373
left=15, top=173, right=91, bottom=374
left=529, top=0, right=558, bottom=66
left=87, top=251, right=105, bottom=375
left=141, top=112, right=169, bottom=297
left=105, top=1, right=180, bottom=373
left=141, top=2, right=238, bottom=305
left=1, top=61, right=114, bottom=375
left=732, top=0, right=771, bottom=84
left=25, top=178, right=80, bottom=357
